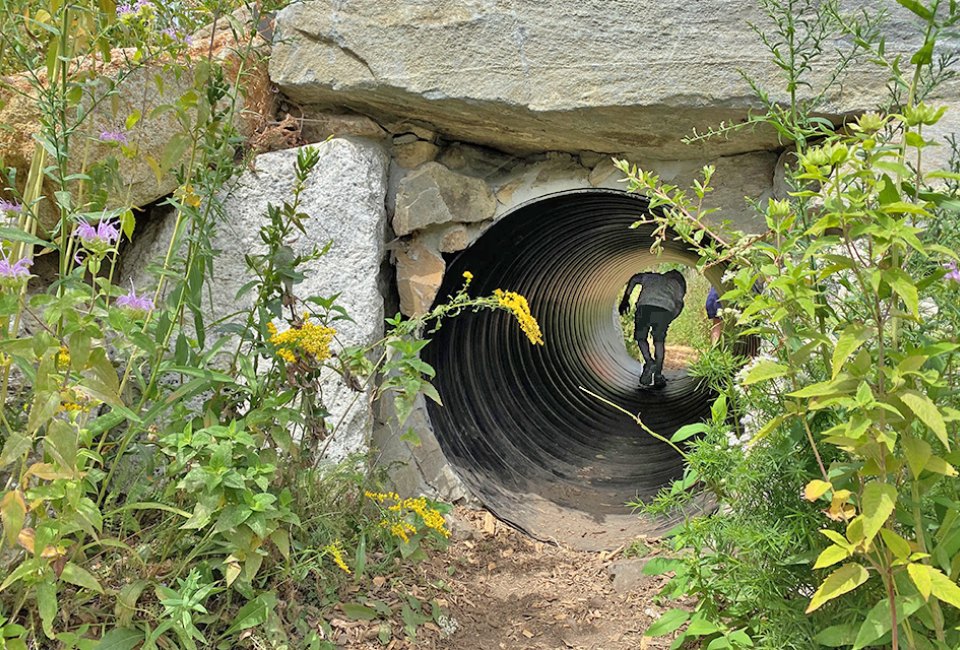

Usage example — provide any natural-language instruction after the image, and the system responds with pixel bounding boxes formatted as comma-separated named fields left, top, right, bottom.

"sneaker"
left=639, top=363, right=654, bottom=386
left=652, top=373, right=667, bottom=389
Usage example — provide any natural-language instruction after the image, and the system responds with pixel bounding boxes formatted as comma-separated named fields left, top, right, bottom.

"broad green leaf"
left=224, top=593, right=277, bottom=635
left=883, top=269, right=919, bottom=317
left=814, top=623, right=858, bottom=647
left=116, top=580, right=149, bottom=627
left=741, top=360, right=789, bottom=386
left=60, top=562, right=104, bottom=593
left=899, top=391, right=949, bottom=447
left=685, top=616, right=721, bottom=636
left=0, top=433, right=32, bottom=469
left=813, top=544, right=851, bottom=569
left=0, top=227, right=50, bottom=248
left=642, top=557, right=683, bottom=575
left=644, top=608, right=689, bottom=637
left=787, top=378, right=852, bottom=399
left=852, top=596, right=924, bottom=650
left=341, top=602, right=379, bottom=621
left=832, top=325, right=869, bottom=379
left=860, top=482, right=897, bottom=543
left=28, top=391, right=60, bottom=435
left=45, top=421, right=78, bottom=473
left=925, top=455, right=958, bottom=476
left=670, top=423, right=709, bottom=443
left=806, top=563, right=869, bottom=613
left=902, top=434, right=932, bottom=478
left=37, top=580, right=57, bottom=638
left=820, top=529, right=852, bottom=549
left=94, top=628, right=144, bottom=650
left=880, top=528, right=911, bottom=560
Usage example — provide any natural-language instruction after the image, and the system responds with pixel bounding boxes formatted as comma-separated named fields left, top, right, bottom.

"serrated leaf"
left=860, top=482, right=897, bottom=543
left=741, top=360, right=789, bottom=386
left=644, top=608, right=689, bottom=637
left=60, top=562, right=103, bottom=593
left=900, top=391, right=948, bottom=447
left=806, top=563, right=869, bottom=613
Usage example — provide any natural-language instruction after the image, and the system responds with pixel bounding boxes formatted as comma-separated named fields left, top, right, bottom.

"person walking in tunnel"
left=618, top=269, right=687, bottom=389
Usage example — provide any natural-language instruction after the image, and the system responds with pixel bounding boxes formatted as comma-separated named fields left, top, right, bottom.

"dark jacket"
left=619, top=270, right=686, bottom=319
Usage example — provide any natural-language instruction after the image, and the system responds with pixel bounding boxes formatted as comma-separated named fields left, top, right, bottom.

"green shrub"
left=620, top=1, right=960, bottom=648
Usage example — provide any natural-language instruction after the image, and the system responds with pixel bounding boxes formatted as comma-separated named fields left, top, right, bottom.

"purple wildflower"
left=0, top=253, right=32, bottom=288
left=116, top=283, right=154, bottom=315
left=116, top=1, right=135, bottom=16
left=161, top=27, right=193, bottom=46
left=0, top=199, right=22, bottom=215
left=945, top=261, right=960, bottom=284
left=76, top=219, right=120, bottom=254
left=99, top=129, right=129, bottom=145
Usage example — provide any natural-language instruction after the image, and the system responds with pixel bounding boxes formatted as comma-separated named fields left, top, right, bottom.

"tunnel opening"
left=422, top=189, right=723, bottom=549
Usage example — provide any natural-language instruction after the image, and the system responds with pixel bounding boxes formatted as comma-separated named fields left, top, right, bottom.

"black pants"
left=634, top=306, right=672, bottom=343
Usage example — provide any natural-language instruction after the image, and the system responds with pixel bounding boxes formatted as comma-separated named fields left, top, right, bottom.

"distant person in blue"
left=706, top=285, right=723, bottom=345
left=618, top=270, right=687, bottom=389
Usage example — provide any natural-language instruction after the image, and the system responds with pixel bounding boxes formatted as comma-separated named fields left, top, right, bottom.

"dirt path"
left=328, top=508, right=683, bottom=649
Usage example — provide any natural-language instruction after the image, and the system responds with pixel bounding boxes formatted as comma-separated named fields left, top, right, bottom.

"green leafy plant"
left=619, top=1, right=960, bottom=648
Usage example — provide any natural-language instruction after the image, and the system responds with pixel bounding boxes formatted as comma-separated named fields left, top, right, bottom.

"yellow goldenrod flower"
left=463, top=271, right=473, bottom=281
left=325, top=542, right=351, bottom=574
left=494, top=289, right=544, bottom=346
left=56, top=346, right=70, bottom=371
left=268, top=316, right=336, bottom=365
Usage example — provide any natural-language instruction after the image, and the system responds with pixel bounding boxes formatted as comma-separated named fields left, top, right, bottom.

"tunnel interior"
left=422, top=189, right=722, bottom=546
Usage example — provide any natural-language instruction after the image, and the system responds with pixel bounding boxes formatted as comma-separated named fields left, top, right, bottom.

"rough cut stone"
left=437, top=223, right=470, bottom=253
left=393, top=140, right=441, bottom=169
left=372, top=394, right=472, bottom=503
left=122, top=139, right=389, bottom=461
left=588, top=158, right=620, bottom=187
left=298, top=111, right=388, bottom=143
left=607, top=558, right=651, bottom=593
left=394, top=239, right=446, bottom=317
left=438, top=143, right=519, bottom=178
left=270, top=0, right=952, bottom=158
left=393, top=162, right=497, bottom=236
